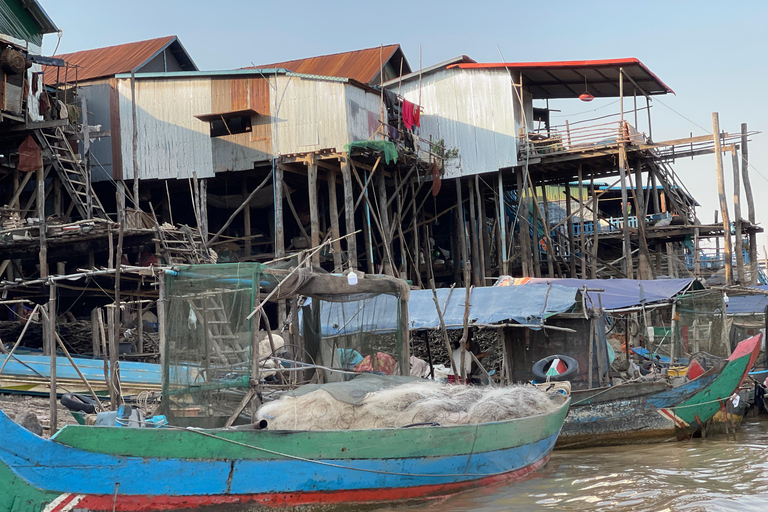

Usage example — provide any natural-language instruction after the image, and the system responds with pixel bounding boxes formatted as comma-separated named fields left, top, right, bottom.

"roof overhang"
left=447, top=58, right=673, bottom=99
left=194, top=109, right=259, bottom=122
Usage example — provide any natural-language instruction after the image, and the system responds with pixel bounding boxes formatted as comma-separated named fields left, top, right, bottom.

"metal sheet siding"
left=344, top=85, right=380, bottom=143
left=391, top=68, right=519, bottom=178
left=272, top=75, right=349, bottom=155
left=79, top=82, right=115, bottom=182
left=118, top=77, right=214, bottom=180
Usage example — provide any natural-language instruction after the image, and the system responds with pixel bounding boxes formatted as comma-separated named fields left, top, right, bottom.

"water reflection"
left=373, top=417, right=768, bottom=512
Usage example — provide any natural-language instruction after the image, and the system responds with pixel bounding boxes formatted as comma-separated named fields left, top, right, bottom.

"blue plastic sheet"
left=523, top=278, right=694, bottom=310
left=727, top=293, right=768, bottom=315
left=315, top=284, right=577, bottom=336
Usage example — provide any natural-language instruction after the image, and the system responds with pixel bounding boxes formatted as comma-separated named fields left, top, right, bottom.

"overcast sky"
left=39, top=0, right=768, bottom=250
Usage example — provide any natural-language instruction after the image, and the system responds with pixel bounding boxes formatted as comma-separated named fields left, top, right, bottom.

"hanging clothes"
left=402, top=99, right=415, bottom=130
left=413, top=103, right=421, bottom=128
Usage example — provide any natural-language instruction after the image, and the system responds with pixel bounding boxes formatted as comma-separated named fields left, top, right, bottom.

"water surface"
left=373, top=417, right=768, bottom=512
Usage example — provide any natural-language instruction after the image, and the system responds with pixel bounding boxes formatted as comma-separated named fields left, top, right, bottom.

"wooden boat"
left=556, top=334, right=761, bottom=448
left=0, top=353, right=161, bottom=397
left=0, top=390, right=569, bottom=511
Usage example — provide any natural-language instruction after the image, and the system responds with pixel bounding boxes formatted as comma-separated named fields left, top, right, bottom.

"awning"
left=520, top=278, right=694, bottom=311
left=314, top=284, right=578, bottom=337
left=448, top=58, right=673, bottom=99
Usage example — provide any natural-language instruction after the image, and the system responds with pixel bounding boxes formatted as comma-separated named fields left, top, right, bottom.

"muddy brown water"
left=372, top=416, right=768, bottom=512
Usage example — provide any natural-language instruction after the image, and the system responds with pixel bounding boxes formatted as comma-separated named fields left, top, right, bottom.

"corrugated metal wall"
left=118, top=77, right=214, bottom=180
left=272, top=75, right=349, bottom=155
left=344, top=85, right=381, bottom=143
left=391, top=68, right=523, bottom=178
left=79, top=81, right=114, bottom=182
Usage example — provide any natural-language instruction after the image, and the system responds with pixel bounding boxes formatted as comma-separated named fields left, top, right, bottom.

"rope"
left=184, top=427, right=556, bottom=479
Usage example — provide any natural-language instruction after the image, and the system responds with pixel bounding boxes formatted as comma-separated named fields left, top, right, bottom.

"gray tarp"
left=314, top=284, right=577, bottom=336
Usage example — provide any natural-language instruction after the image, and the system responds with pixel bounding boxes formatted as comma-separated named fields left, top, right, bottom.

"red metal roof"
left=448, top=58, right=673, bottom=98
left=44, top=36, right=194, bottom=85
left=254, top=44, right=410, bottom=85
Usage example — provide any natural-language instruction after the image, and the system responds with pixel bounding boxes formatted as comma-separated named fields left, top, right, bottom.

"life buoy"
left=532, top=355, right=579, bottom=382
left=60, top=393, right=101, bottom=414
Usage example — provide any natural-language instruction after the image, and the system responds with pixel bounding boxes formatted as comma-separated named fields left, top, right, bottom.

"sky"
left=38, top=0, right=768, bottom=250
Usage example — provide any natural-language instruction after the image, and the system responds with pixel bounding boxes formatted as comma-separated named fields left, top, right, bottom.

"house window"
left=194, top=109, right=258, bottom=137
left=209, top=115, right=251, bottom=137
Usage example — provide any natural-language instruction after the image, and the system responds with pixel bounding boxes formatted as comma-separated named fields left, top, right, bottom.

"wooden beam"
left=307, top=154, right=320, bottom=265
left=741, top=123, right=758, bottom=284
left=731, top=145, right=745, bottom=283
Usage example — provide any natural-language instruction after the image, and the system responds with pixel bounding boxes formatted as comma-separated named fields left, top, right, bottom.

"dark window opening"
left=210, top=115, right=252, bottom=137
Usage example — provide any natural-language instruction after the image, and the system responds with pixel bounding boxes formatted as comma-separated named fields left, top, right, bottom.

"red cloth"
left=402, top=99, right=415, bottom=130
left=354, top=352, right=398, bottom=375
left=413, top=103, right=420, bottom=128
left=17, top=134, right=42, bottom=173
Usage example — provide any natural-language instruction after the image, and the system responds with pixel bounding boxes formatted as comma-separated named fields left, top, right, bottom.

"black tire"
left=60, top=393, right=101, bottom=414
left=532, top=355, right=579, bottom=382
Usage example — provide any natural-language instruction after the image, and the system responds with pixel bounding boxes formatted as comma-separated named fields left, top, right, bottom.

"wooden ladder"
left=186, top=293, right=249, bottom=367
left=34, top=127, right=109, bottom=221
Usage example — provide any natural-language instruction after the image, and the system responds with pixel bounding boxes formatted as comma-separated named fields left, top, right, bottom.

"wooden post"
left=199, top=179, right=208, bottom=244
left=670, top=301, right=678, bottom=363
left=721, top=290, right=731, bottom=356
left=274, top=164, right=285, bottom=259
left=731, top=146, right=745, bottom=283
left=111, top=195, right=125, bottom=408
left=618, top=70, right=633, bottom=278
left=578, top=165, right=586, bottom=278
left=375, top=169, right=392, bottom=275
left=694, top=227, right=701, bottom=277
left=157, top=273, right=168, bottom=393
left=307, top=154, right=320, bottom=266
left=455, top=178, right=469, bottom=284
left=340, top=155, right=357, bottom=269
left=712, top=113, right=733, bottom=286
left=588, top=315, right=594, bottom=389
left=242, top=178, right=252, bottom=256
left=410, top=180, right=422, bottom=287
left=741, top=123, right=757, bottom=284
left=540, top=182, right=554, bottom=278
left=47, top=281, right=57, bottom=432
left=467, top=177, right=482, bottom=286
left=81, top=95, right=93, bottom=219
left=530, top=184, right=541, bottom=278
left=476, top=175, right=490, bottom=280
left=715, top=210, right=721, bottom=263
left=91, top=308, right=100, bottom=357
left=591, top=178, right=599, bottom=279
left=37, top=166, right=47, bottom=279
left=634, top=159, right=651, bottom=279
left=326, top=167, right=343, bottom=271
left=565, top=182, right=576, bottom=277
left=498, top=171, right=508, bottom=275
left=515, top=170, right=532, bottom=277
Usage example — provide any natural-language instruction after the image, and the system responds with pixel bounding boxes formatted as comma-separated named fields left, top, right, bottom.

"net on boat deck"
left=161, top=263, right=409, bottom=427
left=675, top=290, right=730, bottom=359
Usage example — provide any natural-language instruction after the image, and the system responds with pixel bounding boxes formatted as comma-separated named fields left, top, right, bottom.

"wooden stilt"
left=275, top=164, right=286, bottom=259
left=515, top=170, right=531, bottom=277
left=340, top=155, right=357, bottom=269
left=578, top=165, right=586, bottom=278
left=591, top=178, right=599, bottom=279
left=455, top=178, right=469, bottom=284
left=411, top=180, right=422, bottom=287
left=530, top=183, right=541, bottom=278
left=731, top=146, right=745, bottom=283
left=540, top=182, right=554, bottom=278
left=307, top=154, right=320, bottom=266
left=565, top=182, right=575, bottom=277
left=712, top=113, right=733, bottom=286
left=498, top=171, right=508, bottom=275
left=47, top=282, right=57, bottom=432
left=375, top=169, right=393, bottom=275
left=741, top=123, right=757, bottom=284
left=477, top=176, right=491, bottom=278
left=633, top=159, right=651, bottom=279
left=242, top=178, right=252, bottom=256
left=326, top=167, right=342, bottom=271
left=467, top=177, right=481, bottom=286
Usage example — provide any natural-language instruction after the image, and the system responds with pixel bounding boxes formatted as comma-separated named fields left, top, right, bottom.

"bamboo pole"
left=578, top=165, right=586, bottom=278
left=429, top=279, right=458, bottom=378
left=467, top=178, right=481, bottom=286
left=741, top=124, right=757, bottom=284
left=731, top=146, right=745, bottom=283
left=591, top=178, right=599, bottom=279
left=47, top=282, right=57, bottom=432
left=712, top=113, right=733, bottom=286
left=565, top=182, right=575, bottom=277
left=0, top=304, right=40, bottom=375
left=498, top=171, right=508, bottom=275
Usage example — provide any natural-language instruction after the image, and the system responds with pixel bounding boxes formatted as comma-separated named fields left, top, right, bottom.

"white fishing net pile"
left=256, top=382, right=558, bottom=430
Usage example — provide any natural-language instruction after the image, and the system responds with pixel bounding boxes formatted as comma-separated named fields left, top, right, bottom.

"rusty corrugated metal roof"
left=254, top=44, right=410, bottom=85
left=44, top=35, right=196, bottom=85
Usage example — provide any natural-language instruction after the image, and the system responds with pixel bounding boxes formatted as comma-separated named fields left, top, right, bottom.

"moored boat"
left=0, top=389, right=569, bottom=511
left=556, top=334, right=761, bottom=448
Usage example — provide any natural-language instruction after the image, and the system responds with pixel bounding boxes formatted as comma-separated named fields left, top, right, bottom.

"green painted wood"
left=0, top=460, right=59, bottom=512
left=52, top=396, right=570, bottom=461
left=674, top=351, right=751, bottom=426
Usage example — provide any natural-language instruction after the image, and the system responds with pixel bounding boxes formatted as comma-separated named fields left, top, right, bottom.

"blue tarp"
left=727, top=292, right=768, bottom=315
left=523, top=278, right=694, bottom=310
left=314, top=284, right=578, bottom=337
